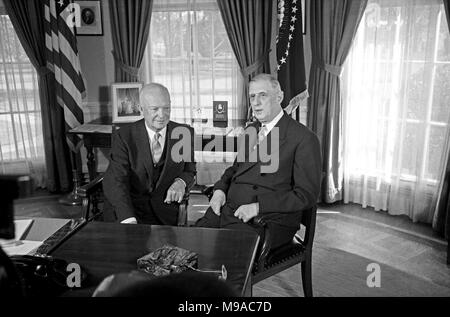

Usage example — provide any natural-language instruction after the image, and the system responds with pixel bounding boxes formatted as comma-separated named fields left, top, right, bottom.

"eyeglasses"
left=187, top=264, right=228, bottom=281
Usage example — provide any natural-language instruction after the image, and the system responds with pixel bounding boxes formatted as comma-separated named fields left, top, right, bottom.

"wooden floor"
left=13, top=190, right=450, bottom=297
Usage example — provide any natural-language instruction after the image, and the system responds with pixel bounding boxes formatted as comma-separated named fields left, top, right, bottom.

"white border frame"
left=75, top=0, right=103, bottom=36
left=111, top=82, right=144, bottom=123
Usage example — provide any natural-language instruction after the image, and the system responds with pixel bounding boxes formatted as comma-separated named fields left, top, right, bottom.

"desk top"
left=68, top=123, right=243, bottom=152
left=50, top=222, right=259, bottom=296
left=69, top=123, right=245, bottom=137
left=69, top=124, right=113, bottom=135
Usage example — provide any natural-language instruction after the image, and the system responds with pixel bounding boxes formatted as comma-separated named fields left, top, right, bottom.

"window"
left=140, top=0, right=244, bottom=129
left=0, top=12, right=46, bottom=186
left=342, top=0, right=450, bottom=222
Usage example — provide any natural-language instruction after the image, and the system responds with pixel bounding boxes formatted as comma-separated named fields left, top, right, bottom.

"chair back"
left=77, top=175, right=104, bottom=221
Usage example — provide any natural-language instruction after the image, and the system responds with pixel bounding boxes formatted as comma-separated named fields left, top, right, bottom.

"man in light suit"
left=196, top=74, right=321, bottom=249
left=103, top=83, right=196, bottom=225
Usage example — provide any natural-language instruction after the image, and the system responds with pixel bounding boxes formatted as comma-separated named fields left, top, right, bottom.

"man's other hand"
left=164, top=179, right=186, bottom=203
left=210, top=189, right=226, bottom=216
left=234, top=203, right=259, bottom=223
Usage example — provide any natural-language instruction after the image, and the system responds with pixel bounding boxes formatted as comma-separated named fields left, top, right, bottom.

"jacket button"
left=253, top=185, right=258, bottom=190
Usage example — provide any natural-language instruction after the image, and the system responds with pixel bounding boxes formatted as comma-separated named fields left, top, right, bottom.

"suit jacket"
left=103, top=120, right=196, bottom=224
left=214, top=112, right=322, bottom=229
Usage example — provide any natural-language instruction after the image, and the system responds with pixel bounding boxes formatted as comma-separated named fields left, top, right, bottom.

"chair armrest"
left=201, top=186, right=273, bottom=269
left=177, top=184, right=211, bottom=227
left=252, top=214, right=273, bottom=272
left=75, top=175, right=104, bottom=222
left=76, top=175, right=104, bottom=198
left=203, top=185, right=214, bottom=200
left=177, top=178, right=196, bottom=227
left=183, top=178, right=195, bottom=201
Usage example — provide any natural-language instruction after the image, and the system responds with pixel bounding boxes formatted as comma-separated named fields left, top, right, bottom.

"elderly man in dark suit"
left=103, top=83, right=196, bottom=225
left=196, top=74, right=321, bottom=249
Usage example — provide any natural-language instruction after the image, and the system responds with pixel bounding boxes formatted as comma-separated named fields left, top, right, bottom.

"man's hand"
left=209, top=189, right=226, bottom=216
left=234, top=203, right=259, bottom=223
left=164, top=179, right=186, bottom=203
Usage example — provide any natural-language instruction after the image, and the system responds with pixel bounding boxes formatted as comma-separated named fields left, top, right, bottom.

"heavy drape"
left=4, top=0, right=72, bottom=191
left=307, top=0, right=368, bottom=203
left=110, top=0, right=153, bottom=82
left=433, top=0, right=450, bottom=263
left=217, top=0, right=273, bottom=120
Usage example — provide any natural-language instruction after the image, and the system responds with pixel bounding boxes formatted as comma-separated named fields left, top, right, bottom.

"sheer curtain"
left=0, top=13, right=46, bottom=187
left=342, top=0, right=450, bottom=223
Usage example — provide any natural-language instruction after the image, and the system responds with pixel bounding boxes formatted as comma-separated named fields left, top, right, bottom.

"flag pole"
left=45, top=0, right=86, bottom=206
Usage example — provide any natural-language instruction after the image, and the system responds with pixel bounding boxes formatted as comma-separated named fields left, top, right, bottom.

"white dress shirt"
left=145, top=123, right=167, bottom=157
left=260, top=110, right=284, bottom=138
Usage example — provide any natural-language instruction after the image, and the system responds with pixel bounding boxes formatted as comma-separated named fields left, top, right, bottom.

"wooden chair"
left=76, top=175, right=191, bottom=226
left=251, top=205, right=317, bottom=297
left=203, top=186, right=317, bottom=296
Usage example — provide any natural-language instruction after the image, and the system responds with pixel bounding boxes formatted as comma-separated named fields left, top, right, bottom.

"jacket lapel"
left=135, top=119, right=154, bottom=180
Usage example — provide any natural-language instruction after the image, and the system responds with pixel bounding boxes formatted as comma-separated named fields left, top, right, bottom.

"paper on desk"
left=0, top=219, right=39, bottom=255
left=0, top=240, right=43, bottom=256
left=15, top=219, right=34, bottom=240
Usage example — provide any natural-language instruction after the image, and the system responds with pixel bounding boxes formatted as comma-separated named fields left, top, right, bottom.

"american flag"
left=277, top=0, right=308, bottom=122
left=44, top=0, right=86, bottom=152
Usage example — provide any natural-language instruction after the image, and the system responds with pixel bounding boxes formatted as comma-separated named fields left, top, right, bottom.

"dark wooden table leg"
left=85, top=144, right=96, bottom=181
left=85, top=143, right=100, bottom=216
left=59, top=150, right=82, bottom=206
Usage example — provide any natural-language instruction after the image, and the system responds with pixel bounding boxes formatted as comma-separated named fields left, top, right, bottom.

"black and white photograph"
left=0, top=0, right=449, bottom=305
left=111, top=82, right=143, bottom=123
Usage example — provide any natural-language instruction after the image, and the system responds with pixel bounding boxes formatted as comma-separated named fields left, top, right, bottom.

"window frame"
left=343, top=1, right=450, bottom=186
left=141, top=0, right=243, bottom=128
left=0, top=13, right=42, bottom=163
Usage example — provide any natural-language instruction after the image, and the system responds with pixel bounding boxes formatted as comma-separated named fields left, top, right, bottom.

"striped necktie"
left=152, top=132, right=162, bottom=164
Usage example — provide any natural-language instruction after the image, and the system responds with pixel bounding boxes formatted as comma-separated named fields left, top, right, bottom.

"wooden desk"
left=69, top=123, right=242, bottom=181
left=50, top=222, right=259, bottom=296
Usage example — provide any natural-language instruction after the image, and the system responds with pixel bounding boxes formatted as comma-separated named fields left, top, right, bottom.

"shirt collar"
left=261, top=110, right=284, bottom=133
left=145, top=122, right=167, bottom=141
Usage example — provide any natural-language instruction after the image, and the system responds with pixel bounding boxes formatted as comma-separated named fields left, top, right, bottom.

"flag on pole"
left=276, top=0, right=308, bottom=123
left=44, top=0, right=86, bottom=152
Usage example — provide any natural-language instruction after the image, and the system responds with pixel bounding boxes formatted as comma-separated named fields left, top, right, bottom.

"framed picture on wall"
left=112, top=82, right=144, bottom=123
left=75, top=0, right=103, bottom=36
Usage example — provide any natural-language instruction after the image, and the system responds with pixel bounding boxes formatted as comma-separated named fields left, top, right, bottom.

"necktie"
left=257, top=125, right=268, bottom=144
left=152, top=132, right=162, bottom=164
